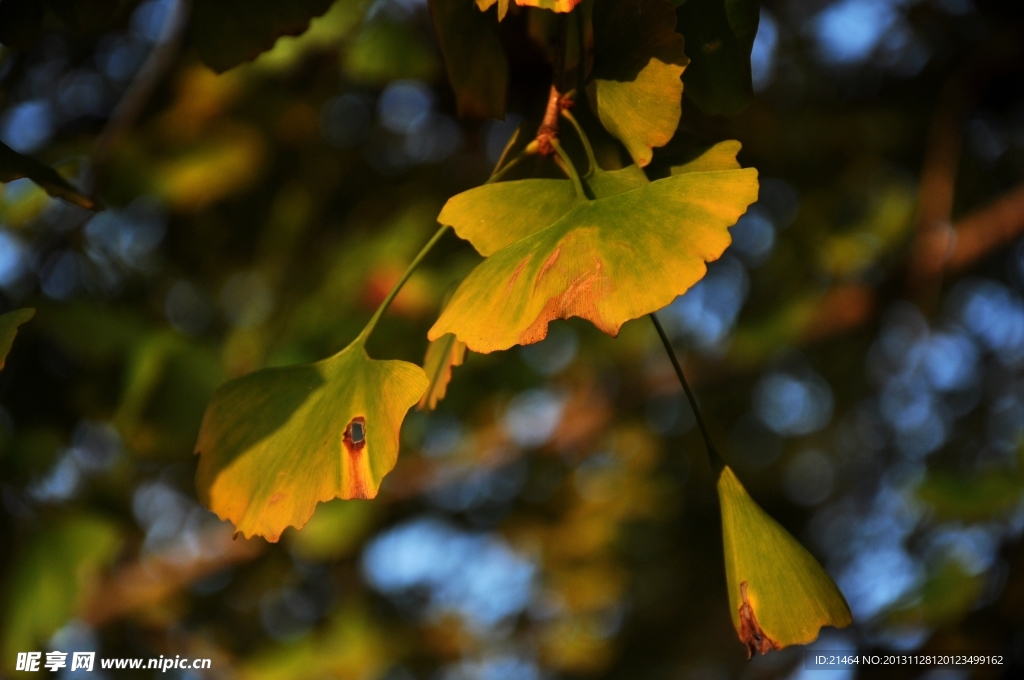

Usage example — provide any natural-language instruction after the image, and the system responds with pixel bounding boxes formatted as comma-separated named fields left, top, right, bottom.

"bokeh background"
left=2, top=0, right=1024, bottom=678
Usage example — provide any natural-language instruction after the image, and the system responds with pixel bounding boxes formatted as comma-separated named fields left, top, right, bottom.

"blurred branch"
left=905, top=72, right=969, bottom=303
left=90, top=0, right=189, bottom=176
left=82, top=524, right=264, bottom=626
left=945, top=181, right=1024, bottom=273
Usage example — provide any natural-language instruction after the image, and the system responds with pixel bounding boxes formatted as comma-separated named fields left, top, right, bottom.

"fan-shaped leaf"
left=195, top=343, right=428, bottom=541
left=590, top=60, right=685, bottom=168
left=671, top=140, right=743, bottom=174
left=718, top=466, right=852, bottom=657
left=0, top=308, right=35, bottom=372
left=589, top=0, right=689, bottom=167
left=429, top=165, right=757, bottom=352
left=418, top=332, right=467, bottom=411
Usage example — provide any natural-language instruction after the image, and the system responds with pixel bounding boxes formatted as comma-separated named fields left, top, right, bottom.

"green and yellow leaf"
left=429, top=162, right=757, bottom=352
left=590, top=60, right=685, bottom=168
left=1, top=142, right=99, bottom=210
left=195, top=343, right=428, bottom=542
left=418, top=332, right=467, bottom=411
left=0, top=308, right=35, bottom=372
left=718, top=466, right=852, bottom=657
left=671, top=140, right=743, bottom=174
left=589, top=0, right=689, bottom=167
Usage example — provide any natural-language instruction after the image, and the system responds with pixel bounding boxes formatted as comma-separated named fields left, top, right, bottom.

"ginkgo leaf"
left=515, top=0, right=582, bottom=12
left=678, top=0, right=760, bottom=116
left=475, top=0, right=510, bottom=21
left=590, top=60, right=685, bottom=168
left=671, top=140, right=743, bottom=175
left=432, top=0, right=509, bottom=118
left=439, top=179, right=578, bottom=256
left=195, top=343, right=428, bottom=541
left=418, top=332, right=467, bottom=411
left=589, top=0, right=689, bottom=167
left=1, top=142, right=99, bottom=210
left=188, top=0, right=336, bottom=73
left=429, top=165, right=758, bottom=352
left=0, top=308, right=35, bottom=372
left=718, top=466, right=852, bottom=657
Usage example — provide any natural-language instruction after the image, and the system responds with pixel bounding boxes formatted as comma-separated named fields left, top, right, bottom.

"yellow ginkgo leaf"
left=0, top=308, right=35, bottom=372
left=718, top=466, right=852, bottom=657
left=429, top=164, right=757, bottom=352
left=418, top=332, right=467, bottom=411
left=195, top=342, right=428, bottom=541
left=475, top=0, right=511, bottom=21
left=514, top=0, right=582, bottom=13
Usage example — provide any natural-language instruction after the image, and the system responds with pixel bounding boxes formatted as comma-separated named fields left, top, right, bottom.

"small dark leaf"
left=188, top=0, right=336, bottom=73
left=0, top=142, right=100, bottom=211
left=429, top=0, right=509, bottom=119
left=677, top=0, right=760, bottom=116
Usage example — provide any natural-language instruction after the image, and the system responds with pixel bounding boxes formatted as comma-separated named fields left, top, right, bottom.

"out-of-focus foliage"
left=2, top=0, right=1024, bottom=678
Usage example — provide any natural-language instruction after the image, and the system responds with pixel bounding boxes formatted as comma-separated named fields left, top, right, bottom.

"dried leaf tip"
left=717, top=466, right=852, bottom=657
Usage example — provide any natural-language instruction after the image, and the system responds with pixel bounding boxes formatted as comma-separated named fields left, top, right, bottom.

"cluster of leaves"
left=6, top=0, right=1024, bottom=675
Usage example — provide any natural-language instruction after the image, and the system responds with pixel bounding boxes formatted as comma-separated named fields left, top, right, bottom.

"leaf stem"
left=353, top=143, right=535, bottom=349
left=551, top=139, right=588, bottom=200
left=355, top=224, right=451, bottom=346
left=560, top=108, right=598, bottom=177
left=649, top=312, right=725, bottom=475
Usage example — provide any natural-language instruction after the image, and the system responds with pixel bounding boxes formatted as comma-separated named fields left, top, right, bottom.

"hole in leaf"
left=344, top=416, right=367, bottom=454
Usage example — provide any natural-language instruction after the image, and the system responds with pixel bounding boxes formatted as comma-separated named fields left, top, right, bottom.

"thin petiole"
left=551, top=138, right=588, bottom=200
left=650, top=312, right=725, bottom=475
left=355, top=224, right=451, bottom=346
left=560, top=108, right=598, bottom=177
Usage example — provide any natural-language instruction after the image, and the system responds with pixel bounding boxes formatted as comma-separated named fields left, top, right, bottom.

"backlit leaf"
left=188, top=0, right=336, bottom=73
left=418, top=332, right=467, bottom=411
left=195, top=343, right=428, bottom=541
left=430, top=0, right=509, bottom=119
left=671, top=140, right=743, bottom=174
left=589, top=0, right=689, bottom=167
left=0, top=308, right=35, bottom=372
left=590, top=60, right=685, bottom=167
left=429, top=164, right=757, bottom=352
left=677, top=0, right=760, bottom=115
left=476, top=0, right=511, bottom=21
left=718, top=466, right=852, bottom=657
left=1, top=142, right=99, bottom=210
left=515, top=0, right=582, bottom=12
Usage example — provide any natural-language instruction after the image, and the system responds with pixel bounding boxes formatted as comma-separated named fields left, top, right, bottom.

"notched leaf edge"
left=738, top=581, right=781, bottom=659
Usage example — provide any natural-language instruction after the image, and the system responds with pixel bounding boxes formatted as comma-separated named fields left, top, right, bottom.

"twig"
left=650, top=312, right=724, bottom=475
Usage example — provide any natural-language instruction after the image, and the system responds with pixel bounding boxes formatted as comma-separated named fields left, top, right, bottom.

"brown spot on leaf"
left=737, top=581, right=781, bottom=659
left=518, top=257, right=612, bottom=345
left=343, top=416, right=367, bottom=455
left=536, top=248, right=561, bottom=288
left=506, top=258, right=529, bottom=293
